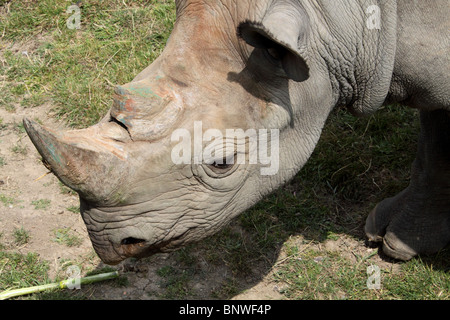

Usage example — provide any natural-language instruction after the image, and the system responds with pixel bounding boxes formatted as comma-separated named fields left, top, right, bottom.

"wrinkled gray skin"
left=24, top=0, right=449, bottom=264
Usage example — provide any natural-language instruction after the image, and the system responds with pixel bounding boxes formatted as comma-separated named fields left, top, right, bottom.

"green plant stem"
left=0, top=271, right=119, bottom=300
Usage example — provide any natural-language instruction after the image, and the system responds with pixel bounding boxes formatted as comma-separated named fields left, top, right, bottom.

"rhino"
left=24, top=0, right=449, bottom=265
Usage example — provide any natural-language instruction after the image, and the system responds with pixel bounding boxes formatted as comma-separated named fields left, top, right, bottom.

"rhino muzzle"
left=23, top=107, right=180, bottom=264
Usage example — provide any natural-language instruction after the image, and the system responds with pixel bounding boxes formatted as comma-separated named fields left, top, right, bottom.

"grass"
left=52, top=228, right=83, bottom=247
left=0, top=250, right=123, bottom=300
left=0, top=251, right=50, bottom=292
left=66, top=205, right=80, bottom=213
left=0, top=193, right=15, bottom=207
left=155, top=264, right=194, bottom=299
left=31, top=198, right=51, bottom=210
left=272, top=246, right=450, bottom=300
left=0, top=0, right=175, bottom=127
left=0, top=117, right=6, bottom=130
left=10, top=143, right=28, bottom=155
left=0, top=0, right=448, bottom=300
left=13, top=227, right=30, bottom=246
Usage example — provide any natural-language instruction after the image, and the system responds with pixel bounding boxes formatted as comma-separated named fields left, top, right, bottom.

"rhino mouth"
left=97, top=239, right=163, bottom=265
left=88, top=230, right=192, bottom=265
left=121, top=237, right=146, bottom=246
left=117, top=238, right=156, bottom=260
left=119, top=237, right=147, bottom=257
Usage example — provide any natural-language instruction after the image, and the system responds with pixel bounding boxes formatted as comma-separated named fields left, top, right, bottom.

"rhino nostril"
left=121, top=237, right=146, bottom=246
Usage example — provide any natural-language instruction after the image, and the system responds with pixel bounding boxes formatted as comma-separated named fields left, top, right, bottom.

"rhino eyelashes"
left=209, top=160, right=234, bottom=171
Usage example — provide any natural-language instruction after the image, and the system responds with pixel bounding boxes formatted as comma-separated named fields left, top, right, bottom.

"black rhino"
left=24, top=0, right=449, bottom=264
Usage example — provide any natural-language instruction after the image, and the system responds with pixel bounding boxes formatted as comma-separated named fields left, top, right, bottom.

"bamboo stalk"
left=0, top=271, right=119, bottom=300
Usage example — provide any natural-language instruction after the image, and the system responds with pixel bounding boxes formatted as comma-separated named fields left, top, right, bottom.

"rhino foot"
left=365, top=189, right=450, bottom=261
left=366, top=110, right=450, bottom=261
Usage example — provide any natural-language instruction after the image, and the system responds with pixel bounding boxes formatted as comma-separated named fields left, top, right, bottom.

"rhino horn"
left=23, top=118, right=131, bottom=204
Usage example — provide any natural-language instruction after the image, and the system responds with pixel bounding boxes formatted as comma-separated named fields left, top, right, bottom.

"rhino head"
left=24, top=0, right=396, bottom=264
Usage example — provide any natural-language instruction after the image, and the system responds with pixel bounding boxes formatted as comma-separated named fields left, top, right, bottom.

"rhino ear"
left=238, top=4, right=310, bottom=82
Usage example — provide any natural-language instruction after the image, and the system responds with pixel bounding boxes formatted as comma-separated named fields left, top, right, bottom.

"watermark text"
left=171, top=122, right=279, bottom=176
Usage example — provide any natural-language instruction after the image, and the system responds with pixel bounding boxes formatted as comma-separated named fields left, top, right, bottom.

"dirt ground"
left=0, top=103, right=390, bottom=300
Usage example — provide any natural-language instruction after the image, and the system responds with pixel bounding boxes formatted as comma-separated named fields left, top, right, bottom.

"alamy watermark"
left=65, top=4, right=381, bottom=32
left=367, top=264, right=381, bottom=290
left=67, top=4, right=81, bottom=30
left=65, top=4, right=380, bottom=31
left=65, top=265, right=81, bottom=290
left=366, top=5, right=381, bottom=30
left=171, top=121, right=280, bottom=176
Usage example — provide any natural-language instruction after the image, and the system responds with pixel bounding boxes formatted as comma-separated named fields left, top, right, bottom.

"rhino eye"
left=210, top=161, right=234, bottom=170
left=208, top=157, right=235, bottom=172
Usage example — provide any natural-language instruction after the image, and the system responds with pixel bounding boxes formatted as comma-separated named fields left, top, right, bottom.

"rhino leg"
left=365, top=109, right=450, bottom=260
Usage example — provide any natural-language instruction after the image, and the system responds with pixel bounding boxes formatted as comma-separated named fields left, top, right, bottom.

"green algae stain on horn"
left=44, top=141, right=65, bottom=167
left=23, top=118, right=65, bottom=167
